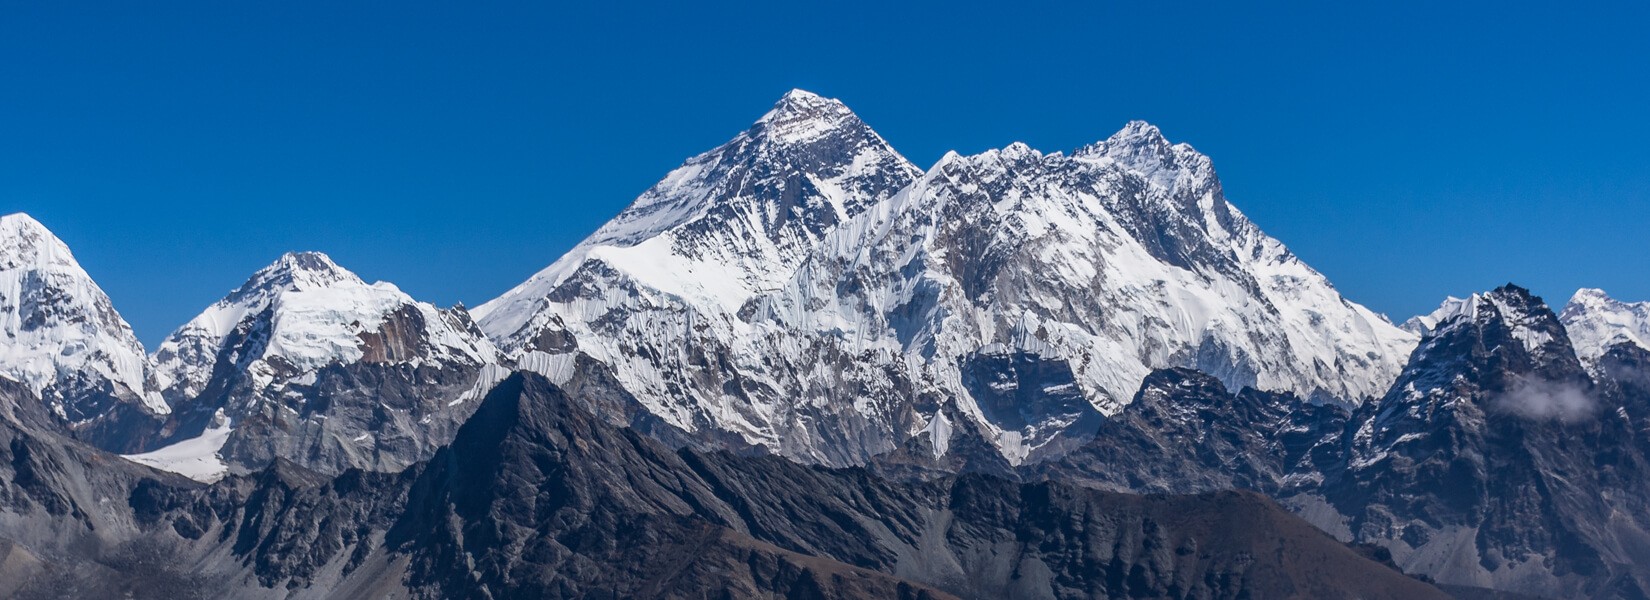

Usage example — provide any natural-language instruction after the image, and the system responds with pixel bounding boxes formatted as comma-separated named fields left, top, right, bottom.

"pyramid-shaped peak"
left=768, top=88, right=848, bottom=114
left=0, top=212, right=50, bottom=234
left=0, top=212, right=76, bottom=267
left=780, top=88, right=827, bottom=102
left=1567, top=287, right=1621, bottom=307
left=999, top=141, right=1042, bottom=160
left=1077, top=120, right=1173, bottom=156
left=238, top=251, right=364, bottom=295
left=753, top=89, right=864, bottom=144
left=272, top=251, right=343, bottom=273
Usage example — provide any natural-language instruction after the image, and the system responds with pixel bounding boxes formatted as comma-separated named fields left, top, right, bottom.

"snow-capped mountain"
left=1318, top=285, right=1650, bottom=597
left=147, top=251, right=506, bottom=478
left=478, top=91, right=1417, bottom=466
left=478, top=89, right=921, bottom=348
left=0, top=213, right=166, bottom=446
left=474, top=90, right=925, bottom=466
left=1559, top=287, right=1650, bottom=367
left=759, top=122, right=1416, bottom=462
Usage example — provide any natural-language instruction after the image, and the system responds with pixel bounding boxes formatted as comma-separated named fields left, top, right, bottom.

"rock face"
left=1324, top=285, right=1650, bottom=598
left=1040, top=367, right=1341, bottom=496
left=476, top=90, right=1416, bottom=468
left=0, top=213, right=166, bottom=451
left=0, top=372, right=1454, bottom=600
left=1045, top=285, right=1650, bottom=599
left=143, top=251, right=506, bottom=478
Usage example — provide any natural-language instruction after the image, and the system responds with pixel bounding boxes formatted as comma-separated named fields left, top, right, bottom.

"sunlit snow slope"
left=478, top=91, right=1418, bottom=466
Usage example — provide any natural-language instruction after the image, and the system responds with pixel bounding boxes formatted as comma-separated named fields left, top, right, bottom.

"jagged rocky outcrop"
left=1039, top=367, right=1345, bottom=497
left=138, top=251, right=507, bottom=479
left=477, top=90, right=1417, bottom=468
left=0, top=213, right=167, bottom=451
left=1318, top=285, right=1650, bottom=598
left=0, top=372, right=1455, bottom=599
left=1042, top=285, right=1650, bottom=599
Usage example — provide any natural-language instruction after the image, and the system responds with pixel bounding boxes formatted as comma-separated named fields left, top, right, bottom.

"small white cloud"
left=1492, top=376, right=1596, bottom=423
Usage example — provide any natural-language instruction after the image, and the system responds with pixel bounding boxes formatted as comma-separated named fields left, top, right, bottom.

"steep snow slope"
left=759, top=124, right=1416, bottom=461
left=478, top=92, right=1416, bottom=466
left=478, top=89, right=921, bottom=343
left=154, top=251, right=497, bottom=400
left=1559, top=287, right=1650, bottom=366
left=151, top=251, right=505, bottom=477
left=0, top=213, right=165, bottom=441
left=474, top=90, right=925, bottom=465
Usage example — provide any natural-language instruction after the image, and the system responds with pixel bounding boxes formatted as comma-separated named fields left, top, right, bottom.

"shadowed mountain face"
left=1042, top=286, right=1650, bottom=599
left=0, top=373, right=1451, bottom=599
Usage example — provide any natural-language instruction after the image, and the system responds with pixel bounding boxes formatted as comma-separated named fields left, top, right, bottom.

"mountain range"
left=2, top=90, right=1647, bottom=599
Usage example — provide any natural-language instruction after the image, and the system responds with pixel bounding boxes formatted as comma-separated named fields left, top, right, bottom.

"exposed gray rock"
left=1040, top=285, right=1650, bottom=599
left=0, top=373, right=1452, bottom=599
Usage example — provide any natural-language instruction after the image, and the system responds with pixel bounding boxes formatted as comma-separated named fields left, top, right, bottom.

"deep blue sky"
left=4, top=2, right=1647, bottom=346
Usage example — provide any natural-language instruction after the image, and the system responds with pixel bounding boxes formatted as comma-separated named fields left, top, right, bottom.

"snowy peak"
left=234, top=251, right=362, bottom=297
left=1076, top=120, right=1211, bottom=192
left=0, top=213, right=164, bottom=419
left=754, top=88, right=860, bottom=145
left=476, top=89, right=921, bottom=347
left=1087, top=120, right=1172, bottom=154
left=0, top=213, right=64, bottom=266
left=154, top=251, right=497, bottom=400
left=1560, top=287, right=1650, bottom=365
left=143, top=251, right=506, bottom=477
left=578, top=88, right=918, bottom=251
left=781, top=125, right=1413, bottom=414
left=475, top=99, right=1415, bottom=469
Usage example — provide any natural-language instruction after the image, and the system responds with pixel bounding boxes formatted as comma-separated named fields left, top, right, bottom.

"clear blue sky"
left=4, top=2, right=1647, bottom=346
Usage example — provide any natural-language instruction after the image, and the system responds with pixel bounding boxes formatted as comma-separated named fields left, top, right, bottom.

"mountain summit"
left=478, top=89, right=919, bottom=344
left=476, top=92, right=1418, bottom=467
left=0, top=213, right=165, bottom=445
left=143, top=251, right=504, bottom=478
left=1560, top=287, right=1650, bottom=367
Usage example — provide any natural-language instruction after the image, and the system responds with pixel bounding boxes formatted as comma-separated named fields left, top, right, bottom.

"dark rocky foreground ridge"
left=0, top=372, right=1456, bottom=599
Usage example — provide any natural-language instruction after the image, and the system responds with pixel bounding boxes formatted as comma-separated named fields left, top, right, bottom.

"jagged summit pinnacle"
left=1405, top=284, right=1532, bottom=333
left=1402, top=284, right=1577, bottom=364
